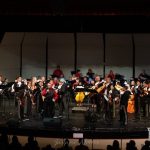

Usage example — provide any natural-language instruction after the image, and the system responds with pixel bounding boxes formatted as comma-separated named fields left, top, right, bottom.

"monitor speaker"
left=6, top=118, right=20, bottom=128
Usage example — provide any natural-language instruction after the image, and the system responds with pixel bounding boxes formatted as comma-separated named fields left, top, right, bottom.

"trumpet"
left=115, top=84, right=123, bottom=91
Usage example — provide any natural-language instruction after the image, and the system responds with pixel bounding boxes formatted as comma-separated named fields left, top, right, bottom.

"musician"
left=138, top=70, right=150, bottom=82
left=75, top=69, right=82, bottom=78
left=140, top=80, right=149, bottom=117
left=82, top=76, right=89, bottom=87
left=42, top=80, right=58, bottom=117
left=108, top=83, right=120, bottom=119
left=107, top=70, right=115, bottom=81
left=134, top=80, right=141, bottom=115
left=53, top=77, right=59, bottom=88
left=57, top=78, right=66, bottom=116
left=119, top=85, right=131, bottom=126
left=53, top=65, right=64, bottom=78
left=86, top=68, right=95, bottom=80
left=23, top=81, right=34, bottom=118
left=11, top=77, right=27, bottom=119
left=103, top=77, right=112, bottom=122
left=95, top=75, right=101, bottom=87
left=39, top=76, right=47, bottom=87
left=88, top=80, right=96, bottom=108
left=93, top=75, right=103, bottom=113
left=33, top=80, right=44, bottom=113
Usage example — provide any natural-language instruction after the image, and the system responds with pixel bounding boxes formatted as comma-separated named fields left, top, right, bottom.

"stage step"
left=72, top=106, right=89, bottom=113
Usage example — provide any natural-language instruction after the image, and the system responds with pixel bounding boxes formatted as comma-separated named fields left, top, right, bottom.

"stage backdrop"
left=134, top=34, right=150, bottom=78
left=105, top=34, right=133, bottom=80
left=22, top=32, right=46, bottom=79
left=0, top=32, right=24, bottom=81
left=77, top=33, right=103, bottom=78
left=48, top=33, right=74, bottom=79
left=0, top=32, right=150, bottom=81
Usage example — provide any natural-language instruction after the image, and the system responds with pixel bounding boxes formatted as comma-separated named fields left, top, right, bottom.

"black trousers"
left=103, top=100, right=113, bottom=122
left=57, top=96, right=65, bottom=116
left=18, top=100, right=24, bottom=119
left=43, top=99, right=55, bottom=118
left=94, top=94, right=103, bottom=113
left=120, top=105, right=128, bottom=126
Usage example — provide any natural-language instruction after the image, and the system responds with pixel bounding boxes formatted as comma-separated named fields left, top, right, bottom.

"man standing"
left=42, top=80, right=58, bottom=118
left=120, top=85, right=131, bottom=126
left=53, top=65, right=64, bottom=78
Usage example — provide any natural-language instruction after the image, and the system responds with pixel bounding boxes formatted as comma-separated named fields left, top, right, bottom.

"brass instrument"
left=115, top=84, right=123, bottom=92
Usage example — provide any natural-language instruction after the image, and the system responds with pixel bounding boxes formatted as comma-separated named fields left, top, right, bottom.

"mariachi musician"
left=105, top=82, right=120, bottom=119
left=91, top=75, right=104, bottom=113
left=57, top=78, right=67, bottom=116
left=103, top=77, right=113, bottom=122
left=119, top=85, right=131, bottom=126
left=33, top=80, right=44, bottom=113
left=23, top=80, right=37, bottom=118
left=12, top=76, right=26, bottom=120
left=42, top=80, right=58, bottom=118
left=134, top=79, right=142, bottom=115
left=140, top=80, right=149, bottom=117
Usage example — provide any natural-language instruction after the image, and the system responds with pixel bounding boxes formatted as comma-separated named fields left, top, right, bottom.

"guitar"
left=96, top=82, right=106, bottom=93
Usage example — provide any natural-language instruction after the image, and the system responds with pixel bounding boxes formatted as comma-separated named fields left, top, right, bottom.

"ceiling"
left=1, top=0, right=150, bottom=32
left=0, top=0, right=150, bottom=16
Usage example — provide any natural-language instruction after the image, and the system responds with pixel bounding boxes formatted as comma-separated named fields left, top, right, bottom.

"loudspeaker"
left=6, top=118, right=20, bottom=128
left=43, top=117, right=62, bottom=128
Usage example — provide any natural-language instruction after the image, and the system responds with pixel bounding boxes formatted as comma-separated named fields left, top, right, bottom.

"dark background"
left=0, top=0, right=150, bottom=32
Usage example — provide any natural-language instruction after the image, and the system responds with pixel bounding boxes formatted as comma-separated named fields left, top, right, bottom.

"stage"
left=0, top=98, right=149, bottom=139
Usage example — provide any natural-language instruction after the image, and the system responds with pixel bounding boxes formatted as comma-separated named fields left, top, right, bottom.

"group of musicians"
left=0, top=67, right=150, bottom=127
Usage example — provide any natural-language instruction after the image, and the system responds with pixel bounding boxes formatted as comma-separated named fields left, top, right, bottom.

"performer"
left=127, top=86, right=135, bottom=114
left=138, top=70, right=150, bottom=82
left=86, top=68, right=95, bottom=80
left=134, top=79, right=142, bottom=115
left=57, top=78, right=67, bottom=116
left=119, top=85, right=131, bottom=126
left=141, top=80, right=149, bottom=117
left=12, top=76, right=26, bottom=120
left=75, top=69, right=82, bottom=78
left=42, top=80, right=58, bottom=118
left=23, top=80, right=36, bottom=118
left=89, top=75, right=104, bottom=114
left=53, top=65, right=64, bottom=78
left=107, top=70, right=115, bottom=81
left=103, top=77, right=112, bottom=122
left=33, top=80, right=44, bottom=114
left=108, top=83, right=120, bottom=119
left=92, top=75, right=103, bottom=113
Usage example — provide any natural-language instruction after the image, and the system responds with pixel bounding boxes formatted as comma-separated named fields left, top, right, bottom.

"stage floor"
left=0, top=99, right=149, bottom=139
